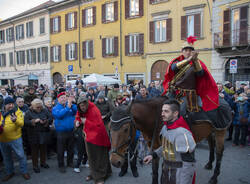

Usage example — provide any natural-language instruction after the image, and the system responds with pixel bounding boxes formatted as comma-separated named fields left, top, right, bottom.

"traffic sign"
left=68, top=65, right=73, bottom=72
left=229, top=59, right=237, bottom=74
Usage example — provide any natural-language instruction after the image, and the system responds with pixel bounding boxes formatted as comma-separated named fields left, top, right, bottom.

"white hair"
left=31, top=98, right=44, bottom=107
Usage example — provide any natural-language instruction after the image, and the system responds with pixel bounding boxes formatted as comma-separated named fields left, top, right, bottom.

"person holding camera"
left=24, top=99, right=52, bottom=173
left=0, top=97, right=30, bottom=181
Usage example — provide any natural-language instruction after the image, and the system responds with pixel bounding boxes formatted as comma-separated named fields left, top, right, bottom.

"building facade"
left=0, top=1, right=55, bottom=86
left=146, top=0, right=214, bottom=83
left=49, top=0, right=148, bottom=85
left=211, top=0, right=249, bottom=86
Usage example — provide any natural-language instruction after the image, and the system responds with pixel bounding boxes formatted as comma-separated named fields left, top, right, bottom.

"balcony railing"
left=214, top=27, right=250, bottom=48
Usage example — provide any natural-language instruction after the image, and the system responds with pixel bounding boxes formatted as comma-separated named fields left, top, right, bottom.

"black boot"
left=132, top=168, right=139, bottom=177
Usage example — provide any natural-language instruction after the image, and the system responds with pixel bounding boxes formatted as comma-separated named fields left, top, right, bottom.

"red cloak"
left=162, top=55, right=219, bottom=112
left=75, top=102, right=111, bottom=149
left=164, top=116, right=192, bottom=133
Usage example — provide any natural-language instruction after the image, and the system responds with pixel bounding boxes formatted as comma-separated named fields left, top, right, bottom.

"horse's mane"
left=132, top=96, right=167, bottom=106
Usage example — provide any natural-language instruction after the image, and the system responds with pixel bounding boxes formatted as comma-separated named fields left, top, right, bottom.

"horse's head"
left=109, top=106, right=136, bottom=168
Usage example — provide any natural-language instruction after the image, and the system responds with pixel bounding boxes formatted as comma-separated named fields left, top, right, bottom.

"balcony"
left=214, top=27, right=250, bottom=48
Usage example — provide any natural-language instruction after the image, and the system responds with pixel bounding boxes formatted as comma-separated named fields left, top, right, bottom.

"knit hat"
left=77, top=96, right=88, bottom=105
left=114, top=83, right=119, bottom=89
left=57, top=92, right=66, bottom=98
left=97, top=94, right=105, bottom=99
left=4, top=97, right=15, bottom=105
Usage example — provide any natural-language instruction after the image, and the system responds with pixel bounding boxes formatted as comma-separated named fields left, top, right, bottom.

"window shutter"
left=37, top=48, right=40, bottom=63
left=125, top=35, right=129, bottom=56
left=30, top=22, right=33, bottom=36
left=149, top=0, right=155, bottom=4
left=15, top=26, right=18, bottom=40
left=74, top=12, right=77, bottom=29
left=194, top=14, right=201, bottom=38
left=90, top=40, right=93, bottom=58
left=125, top=0, right=129, bottom=19
left=93, top=7, right=96, bottom=25
left=26, top=50, right=29, bottom=64
left=114, top=37, right=119, bottom=56
left=50, top=47, right=54, bottom=62
left=239, top=6, right=248, bottom=45
left=139, top=33, right=144, bottom=55
left=75, top=43, right=78, bottom=60
left=223, top=9, right=231, bottom=46
left=21, top=25, right=24, bottom=38
left=58, top=46, right=61, bottom=61
left=58, top=16, right=61, bottom=32
left=102, top=4, right=106, bottom=23
left=166, top=18, right=172, bottom=42
left=82, top=41, right=86, bottom=59
left=139, top=0, right=144, bottom=17
left=26, top=23, right=28, bottom=37
left=50, top=18, right=54, bottom=33
left=150, top=21, right=155, bottom=43
left=65, top=14, right=68, bottom=31
left=82, top=9, right=86, bottom=27
left=3, top=54, right=6, bottom=66
left=102, top=38, right=106, bottom=57
left=114, top=1, right=118, bottom=21
left=45, top=47, right=48, bottom=62
left=33, top=49, right=36, bottom=64
left=66, top=44, right=69, bottom=60
left=181, top=16, right=187, bottom=40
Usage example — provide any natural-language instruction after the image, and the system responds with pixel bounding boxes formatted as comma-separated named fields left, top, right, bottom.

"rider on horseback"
left=162, top=36, right=219, bottom=115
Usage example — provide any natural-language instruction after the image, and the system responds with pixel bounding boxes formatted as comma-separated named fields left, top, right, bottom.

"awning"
left=0, top=74, right=28, bottom=80
left=28, top=74, right=38, bottom=80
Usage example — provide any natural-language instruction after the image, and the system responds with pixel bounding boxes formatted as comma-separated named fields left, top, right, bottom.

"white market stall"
left=82, top=73, right=121, bottom=86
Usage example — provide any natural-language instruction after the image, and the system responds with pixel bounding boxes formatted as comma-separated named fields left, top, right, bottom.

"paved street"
left=1, top=141, right=249, bottom=184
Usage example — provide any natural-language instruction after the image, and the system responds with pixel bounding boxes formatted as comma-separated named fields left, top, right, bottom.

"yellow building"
left=146, top=0, right=214, bottom=83
left=49, top=0, right=148, bottom=85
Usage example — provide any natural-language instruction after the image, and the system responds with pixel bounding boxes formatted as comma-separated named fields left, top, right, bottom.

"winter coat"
left=233, top=100, right=249, bottom=125
left=95, top=100, right=112, bottom=125
left=52, top=102, right=77, bottom=132
left=24, top=108, right=53, bottom=144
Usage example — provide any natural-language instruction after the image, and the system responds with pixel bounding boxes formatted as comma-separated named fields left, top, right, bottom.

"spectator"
left=148, top=81, right=161, bottom=97
left=75, top=77, right=84, bottom=86
left=135, top=85, right=152, bottom=100
left=0, top=88, right=9, bottom=99
left=86, top=88, right=96, bottom=103
left=16, top=97, right=29, bottom=114
left=24, top=99, right=52, bottom=173
left=236, top=83, right=247, bottom=95
left=75, top=96, right=111, bottom=184
left=0, top=97, right=30, bottom=181
left=232, top=93, right=249, bottom=147
left=52, top=92, right=77, bottom=173
left=107, top=84, right=120, bottom=103
left=96, top=85, right=106, bottom=98
left=24, top=87, right=37, bottom=107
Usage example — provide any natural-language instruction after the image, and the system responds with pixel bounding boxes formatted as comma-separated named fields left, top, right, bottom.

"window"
left=106, top=3, right=114, bottom=22
left=125, top=33, right=144, bottom=55
left=106, top=37, right=114, bottom=55
left=68, top=13, right=75, bottom=29
left=52, top=46, right=60, bottom=62
left=26, top=21, right=33, bottom=37
left=16, top=24, right=24, bottom=40
left=86, top=8, right=93, bottom=25
left=6, top=27, right=14, bottom=42
left=130, top=0, right=139, bottom=17
left=155, top=20, right=166, bottom=42
left=16, top=51, right=25, bottom=65
left=187, top=15, right=194, bottom=37
left=83, top=40, right=93, bottom=59
left=40, top=18, right=45, bottom=34
left=0, top=30, right=5, bottom=43
left=53, top=17, right=59, bottom=32
left=26, top=49, right=36, bottom=64
left=150, top=0, right=168, bottom=4
left=69, top=43, right=76, bottom=60
left=129, top=34, right=139, bottom=53
left=0, top=54, right=6, bottom=67
left=9, top=52, right=13, bottom=66
left=37, top=47, right=48, bottom=63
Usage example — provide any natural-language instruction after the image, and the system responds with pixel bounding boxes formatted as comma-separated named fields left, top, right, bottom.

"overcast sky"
left=0, top=0, right=61, bottom=20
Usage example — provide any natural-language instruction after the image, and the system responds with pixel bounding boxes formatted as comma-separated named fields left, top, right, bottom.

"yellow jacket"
left=0, top=108, right=24, bottom=143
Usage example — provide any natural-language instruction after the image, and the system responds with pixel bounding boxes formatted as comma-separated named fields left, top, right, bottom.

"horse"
left=110, top=96, right=231, bottom=184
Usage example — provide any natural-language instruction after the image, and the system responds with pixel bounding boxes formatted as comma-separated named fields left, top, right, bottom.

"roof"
left=0, top=0, right=56, bottom=25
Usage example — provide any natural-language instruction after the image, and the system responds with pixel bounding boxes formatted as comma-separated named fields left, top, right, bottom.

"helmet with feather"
left=182, top=36, right=197, bottom=51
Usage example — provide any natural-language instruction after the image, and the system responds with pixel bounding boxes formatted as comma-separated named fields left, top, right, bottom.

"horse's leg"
left=205, top=134, right=215, bottom=170
left=152, top=156, right=160, bottom=184
left=209, top=129, right=226, bottom=184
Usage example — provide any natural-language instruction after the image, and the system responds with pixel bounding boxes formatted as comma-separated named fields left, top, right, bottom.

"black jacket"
left=95, top=100, right=112, bottom=124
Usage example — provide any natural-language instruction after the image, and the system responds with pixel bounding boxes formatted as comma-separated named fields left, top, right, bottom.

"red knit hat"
left=57, top=92, right=66, bottom=98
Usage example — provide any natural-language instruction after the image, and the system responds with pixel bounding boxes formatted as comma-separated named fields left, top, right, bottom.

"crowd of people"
left=0, top=76, right=249, bottom=183
left=0, top=79, right=163, bottom=183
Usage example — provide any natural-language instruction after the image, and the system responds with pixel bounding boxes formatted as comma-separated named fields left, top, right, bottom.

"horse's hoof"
left=208, top=177, right=217, bottom=184
left=204, top=163, right=213, bottom=170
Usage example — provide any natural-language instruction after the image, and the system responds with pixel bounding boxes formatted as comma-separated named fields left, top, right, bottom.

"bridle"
left=110, top=116, right=136, bottom=160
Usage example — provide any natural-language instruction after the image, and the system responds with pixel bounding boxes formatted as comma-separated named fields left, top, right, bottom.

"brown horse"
left=110, top=96, right=230, bottom=184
